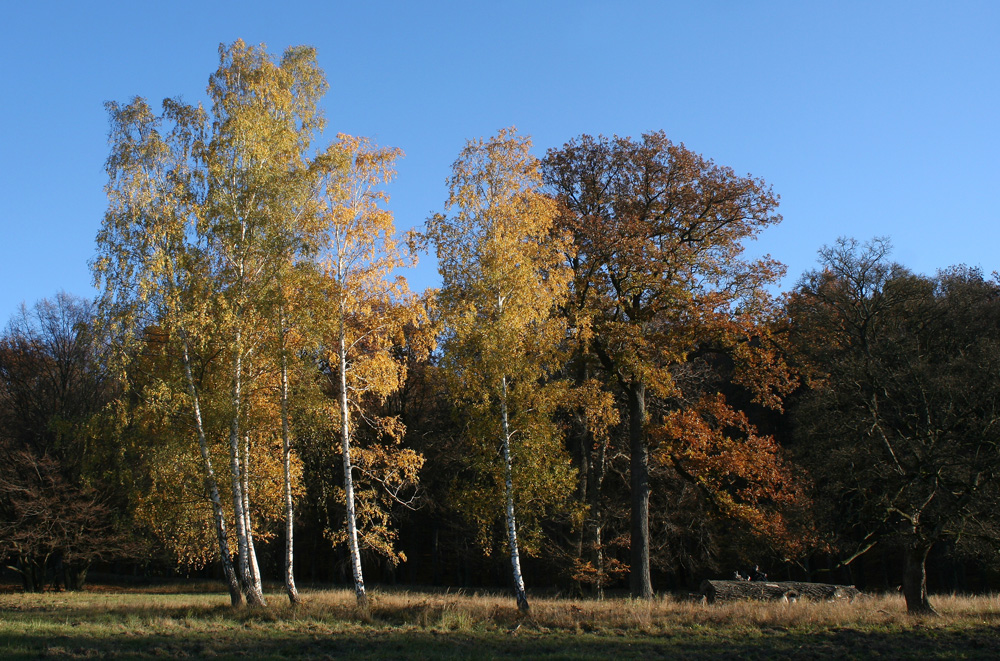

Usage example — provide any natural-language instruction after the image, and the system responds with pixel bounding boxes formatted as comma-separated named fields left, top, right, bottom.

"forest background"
left=2, top=2, right=999, bottom=619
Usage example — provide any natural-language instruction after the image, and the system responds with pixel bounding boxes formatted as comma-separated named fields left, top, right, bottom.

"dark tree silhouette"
left=0, top=293, right=122, bottom=590
left=789, top=238, right=1000, bottom=614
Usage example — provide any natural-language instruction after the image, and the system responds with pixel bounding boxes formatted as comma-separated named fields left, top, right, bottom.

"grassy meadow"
left=1, top=584, right=999, bottom=659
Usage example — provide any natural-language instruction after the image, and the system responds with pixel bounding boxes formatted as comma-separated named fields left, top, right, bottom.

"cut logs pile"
left=699, top=580, right=861, bottom=604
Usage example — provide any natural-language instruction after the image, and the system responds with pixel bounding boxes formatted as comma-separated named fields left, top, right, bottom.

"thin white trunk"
left=180, top=335, right=243, bottom=606
left=500, top=376, right=529, bottom=612
left=279, top=318, right=300, bottom=603
left=339, top=305, right=368, bottom=609
left=242, top=433, right=263, bottom=595
left=228, top=326, right=266, bottom=606
left=241, top=433, right=253, bottom=586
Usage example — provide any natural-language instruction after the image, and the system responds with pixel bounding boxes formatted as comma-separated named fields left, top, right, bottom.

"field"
left=1, top=585, right=999, bottom=659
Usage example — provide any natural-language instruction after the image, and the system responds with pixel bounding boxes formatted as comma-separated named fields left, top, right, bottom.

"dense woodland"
left=2, top=42, right=999, bottom=616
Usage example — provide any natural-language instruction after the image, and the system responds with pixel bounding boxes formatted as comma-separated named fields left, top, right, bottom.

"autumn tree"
left=543, top=133, right=797, bottom=597
left=421, top=128, right=576, bottom=612
left=269, top=268, right=312, bottom=604
left=199, top=41, right=330, bottom=607
left=309, top=134, right=423, bottom=609
left=96, top=41, right=327, bottom=606
left=788, top=238, right=1000, bottom=614
left=0, top=294, right=124, bottom=591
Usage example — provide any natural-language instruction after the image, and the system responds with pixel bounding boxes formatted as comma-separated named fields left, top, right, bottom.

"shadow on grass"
left=3, top=626, right=1000, bottom=660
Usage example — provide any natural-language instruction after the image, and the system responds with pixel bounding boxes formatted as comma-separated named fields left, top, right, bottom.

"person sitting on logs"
left=750, top=565, right=767, bottom=582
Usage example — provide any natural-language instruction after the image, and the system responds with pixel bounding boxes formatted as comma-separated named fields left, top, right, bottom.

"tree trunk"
left=242, top=433, right=264, bottom=597
left=628, top=381, right=652, bottom=599
left=16, top=555, right=42, bottom=593
left=279, top=335, right=301, bottom=604
left=589, top=435, right=607, bottom=600
left=227, top=328, right=266, bottom=607
left=573, top=415, right=607, bottom=599
left=63, top=562, right=89, bottom=591
left=570, top=358, right=606, bottom=598
left=571, top=412, right=589, bottom=570
left=339, top=317, right=368, bottom=610
left=181, top=336, right=243, bottom=606
left=431, top=522, right=441, bottom=586
left=902, top=542, right=936, bottom=614
left=500, top=376, right=530, bottom=613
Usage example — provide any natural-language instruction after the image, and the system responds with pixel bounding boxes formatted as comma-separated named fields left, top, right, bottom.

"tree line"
left=2, top=41, right=999, bottom=615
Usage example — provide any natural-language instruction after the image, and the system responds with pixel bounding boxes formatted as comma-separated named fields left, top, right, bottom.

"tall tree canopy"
left=310, top=133, right=423, bottom=608
left=421, top=128, right=577, bottom=611
left=96, top=40, right=425, bottom=607
left=788, top=238, right=1000, bottom=614
left=543, top=132, right=798, bottom=597
left=96, top=40, right=330, bottom=606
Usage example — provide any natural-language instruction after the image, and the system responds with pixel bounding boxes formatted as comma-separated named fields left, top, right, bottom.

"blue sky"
left=2, top=1, right=997, bottom=324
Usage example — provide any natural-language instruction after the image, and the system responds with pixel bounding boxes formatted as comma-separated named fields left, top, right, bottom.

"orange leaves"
left=543, top=133, right=804, bottom=583
left=652, top=393, right=808, bottom=553
left=543, top=132, right=785, bottom=384
left=729, top=335, right=798, bottom=412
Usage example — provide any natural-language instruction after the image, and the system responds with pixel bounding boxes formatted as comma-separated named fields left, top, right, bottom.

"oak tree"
left=543, top=133, right=795, bottom=597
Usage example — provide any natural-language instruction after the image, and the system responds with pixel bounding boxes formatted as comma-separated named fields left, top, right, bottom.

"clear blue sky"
left=2, top=1, right=997, bottom=325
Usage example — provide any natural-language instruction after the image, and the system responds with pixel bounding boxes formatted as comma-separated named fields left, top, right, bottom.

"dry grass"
left=1, top=586, right=999, bottom=659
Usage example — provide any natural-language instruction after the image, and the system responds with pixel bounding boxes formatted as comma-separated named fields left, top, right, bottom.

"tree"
left=312, top=134, right=423, bottom=609
left=271, top=269, right=309, bottom=604
left=543, top=132, right=795, bottom=597
left=96, top=40, right=327, bottom=606
left=0, top=450, right=125, bottom=591
left=200, top=40, right=329, bottom=607
left=0, top=294, right=124, bottom=591
left=789, top=238, right=1000, bottom=614
left=422, top=128, right=576, bottom=612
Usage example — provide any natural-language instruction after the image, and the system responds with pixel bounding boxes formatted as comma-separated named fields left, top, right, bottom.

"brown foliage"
left=0, top=449, right=131, bottom=591
left=543, top=132, right=804, bottom=593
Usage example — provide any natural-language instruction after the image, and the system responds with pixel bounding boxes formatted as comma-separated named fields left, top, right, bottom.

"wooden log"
left=699, top=580, right=860, bottom=604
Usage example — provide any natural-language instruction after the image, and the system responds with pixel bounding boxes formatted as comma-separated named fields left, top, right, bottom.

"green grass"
left=1, top=587, right=999, bottom=659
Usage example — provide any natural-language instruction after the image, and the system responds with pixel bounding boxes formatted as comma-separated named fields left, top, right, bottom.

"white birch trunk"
left=180, top=335, right=243, bottom=606
left=500, top=376, right=530, bottom=612
left=279, top=319, right=301, bottom=603
left=242, top=433, right=264, bottom=595
left=339, top=311, right=368, bottom=609
left=227, top=326, right=266, bottom=606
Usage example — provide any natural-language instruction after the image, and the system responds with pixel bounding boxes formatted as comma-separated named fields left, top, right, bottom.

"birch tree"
left=199, top=41, right=327, bottom=607
left=313, top=134, right=422, bottom=609
left=96, top=40, right=328, bottom=606
left=271, top=271, right=309, bottom=604
left=421, top=128, right=574, bottom=612
left=96, top=95, right=249, bottom=605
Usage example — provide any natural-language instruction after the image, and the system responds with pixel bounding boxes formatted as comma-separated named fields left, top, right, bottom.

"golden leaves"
left=423, top=128, right=580, bottom=556
left=423, top=128, right=572, bottom=393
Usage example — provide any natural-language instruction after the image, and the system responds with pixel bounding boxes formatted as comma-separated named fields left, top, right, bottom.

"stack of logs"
left=699, top=580, right=861, bottom=604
